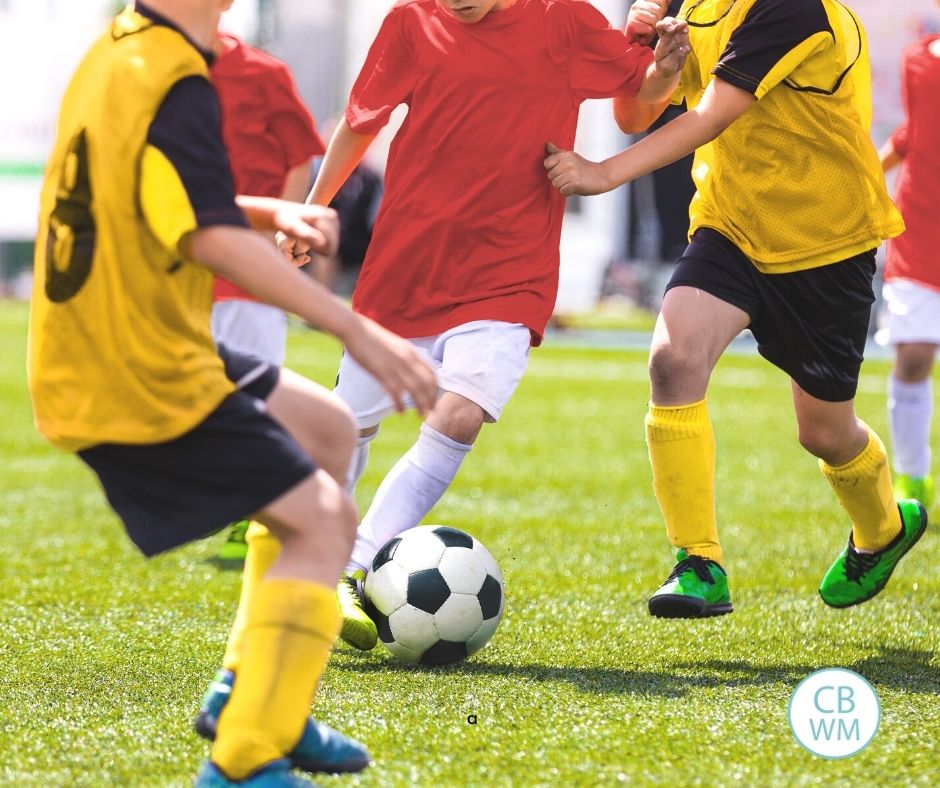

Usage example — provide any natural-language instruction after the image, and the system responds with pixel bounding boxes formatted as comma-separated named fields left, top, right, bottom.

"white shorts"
left=876, top=279, right=940, bottom=347
left=335, top=320, right=531, bottom=429
left=211, top=300, right=288, bottom=366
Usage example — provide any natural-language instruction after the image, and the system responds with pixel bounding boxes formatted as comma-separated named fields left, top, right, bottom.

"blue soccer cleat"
left=194, top=670, right=370, bottom=775
left=195, top=758, right=317, bottom=787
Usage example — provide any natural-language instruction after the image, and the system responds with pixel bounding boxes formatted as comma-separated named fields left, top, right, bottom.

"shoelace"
left=667, top=554, right=715, bottom=585
left=844, top=548, right=879, bottom=582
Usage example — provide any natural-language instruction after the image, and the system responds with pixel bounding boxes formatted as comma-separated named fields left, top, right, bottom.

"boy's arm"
left=280, top=160, right=313, bottom=203
left=278, top=117, right=376, bottom=265
left=623, top=17, right=689, bottom=132
left=186, top=222, right=437, bottom=416
left=308, top=117, right=375, bottom=207
left=879, top=119, right=907, bottom=173
left=235, top=196, right=339, bottom=256
left=878, top=139, right=902, bottom=173
left=545, top=76, right=754, bottom=196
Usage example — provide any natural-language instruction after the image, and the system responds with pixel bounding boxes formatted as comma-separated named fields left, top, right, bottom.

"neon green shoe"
left=648, top=549, right=733, bottom=618
left=217, top=519, right=250, bottom=564
left=893, top=474, right=935, bottom=511
left=337, top=570, right=377, bottom=650
left=819, top=500, right=928, bottom=608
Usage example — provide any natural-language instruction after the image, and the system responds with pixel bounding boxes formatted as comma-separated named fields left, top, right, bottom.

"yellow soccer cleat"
left=337, top=570, right=378, bottom=651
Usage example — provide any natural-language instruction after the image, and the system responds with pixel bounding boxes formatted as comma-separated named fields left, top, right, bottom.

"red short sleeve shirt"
left=886, top=36, right=940, bottom=291
left=212, top=33, right=325, bottom=302
left=346, top=0, right=653, bottom=343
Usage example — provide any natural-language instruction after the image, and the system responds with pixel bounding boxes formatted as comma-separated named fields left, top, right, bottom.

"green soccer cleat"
left=819, top=500, right=928, bottom=608
left=217, top=519, right=250, bottom=564
left=648, top=549, right=733, bottom=618
left=195, top=758, right=316, bottom=787
left=337, top=569, right=378, bottom=651
left=893, top=474, right=935, bottom=511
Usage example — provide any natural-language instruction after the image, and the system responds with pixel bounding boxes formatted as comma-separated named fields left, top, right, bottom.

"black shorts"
left=666, top=228, right=876, bottom=402
left=78, top=345, right=316, bottom=557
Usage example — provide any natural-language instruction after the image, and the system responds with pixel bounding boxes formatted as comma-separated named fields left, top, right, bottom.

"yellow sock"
left=211, top=578, right=340, bottom=780
left=819, top=426, right=901, bottom=552
left=222, top=523, right=280, bottom=673
left=646, top=399, right=722, bottom=564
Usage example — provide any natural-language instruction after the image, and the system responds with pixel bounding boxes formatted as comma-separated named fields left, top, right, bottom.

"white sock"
left=348, top=424, right=472, bottom=571
left=345, top=432, right=377, bottom=497
left=888, top=375, right=933, bottom=477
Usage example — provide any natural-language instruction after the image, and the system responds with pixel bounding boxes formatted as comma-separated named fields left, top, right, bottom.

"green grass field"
left=1, top=298, right=937, bottom=787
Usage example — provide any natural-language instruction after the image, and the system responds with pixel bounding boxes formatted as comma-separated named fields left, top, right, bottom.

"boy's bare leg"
left=221, top=371, right=356, bottom=668
left=803, top=383, right=927, bottom=608
left=645, top=286, right=749, bottom=617
left=210, top=468, right=358, bottom=780
left=338, top=392, right=483, bottom=649
left=267, top=368, right=358, bottom=486
left=202, top=377, right=369, bottom=780
left=348, top=392, right=481, bottom=572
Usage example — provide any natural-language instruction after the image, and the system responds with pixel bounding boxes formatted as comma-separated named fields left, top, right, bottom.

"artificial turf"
left=0, top=298, right=937, bottom=786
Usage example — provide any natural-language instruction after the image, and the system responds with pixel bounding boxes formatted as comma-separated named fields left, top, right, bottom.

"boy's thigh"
left=333, top=321, right=531, bottom=428
left=877, top=278, right=940, bottom=346
left=435, top=321, right=531, bottom=422
left=79, top=391, right=316, bottom=558
left=333, top=341, right=431, bottom=429
left=753, top=251, right=876, bottom=403
left=670, top=228, right=876, bottom=403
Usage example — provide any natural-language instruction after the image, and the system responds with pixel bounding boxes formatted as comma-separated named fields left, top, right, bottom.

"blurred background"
left=1, top=0, right=937, bottom=323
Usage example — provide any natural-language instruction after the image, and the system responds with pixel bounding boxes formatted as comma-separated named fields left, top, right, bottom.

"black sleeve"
left=713, top=0, right=832, bottom=95
left=146, top=76, right=248, bottom=228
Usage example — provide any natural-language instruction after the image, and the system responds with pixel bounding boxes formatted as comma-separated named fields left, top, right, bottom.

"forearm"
left=635, top=59, right=680, bottom=105
left=235, top=196, right=296, bottom=232
left=188, top=226, right=356, bottom=339
left=613, top=92, right=670, bottom=134
left=308, top=117, right=375, bottom=206
left=878, top=139, right=903, bottom=173
left=600, top=103, right=727, bottom=188
left=280, top=160, right=313, bottom=203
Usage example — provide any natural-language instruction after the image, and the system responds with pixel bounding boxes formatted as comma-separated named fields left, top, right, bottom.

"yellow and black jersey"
left=28, top=3, right=249, bottom=451
left=674, top=0, right=904, bottom=271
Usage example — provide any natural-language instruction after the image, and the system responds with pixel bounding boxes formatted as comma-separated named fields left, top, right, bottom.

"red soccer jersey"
left=346, top=0, right=653, bottom=344
left=885, top=35, right=940, bottom=292
left=212, top=32, right=325, bottom=302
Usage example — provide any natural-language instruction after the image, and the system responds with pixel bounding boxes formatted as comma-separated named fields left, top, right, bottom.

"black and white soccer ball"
left=363, top=525, right=504, bottom=665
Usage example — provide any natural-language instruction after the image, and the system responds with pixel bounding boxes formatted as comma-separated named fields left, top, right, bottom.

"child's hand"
left=270, top=203, right=339, bottom=257
left=626, top=0, right=670, bottom=45
left=652, top=17, right=690, bottom=79
left=276, top=231, right=312, bottom=267
left=544, top=142, right=611, bottom=197
left=343, top=314, right=439, bottom=417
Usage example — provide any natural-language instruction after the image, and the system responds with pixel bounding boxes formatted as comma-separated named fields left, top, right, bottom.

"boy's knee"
left=894, top=345, right=935, bottom=382
left=648, top=343, right=709, bottom=401
left=797, top=422, right=860, bottom=466
left=429, top=394, right=485, bottom=445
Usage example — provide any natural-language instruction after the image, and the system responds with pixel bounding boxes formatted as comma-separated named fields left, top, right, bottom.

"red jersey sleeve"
left=558, top=0, right=654, bottom=101
left=346, top=6, right=417, bottom=134
left=268, top=65, right=326, bottom=167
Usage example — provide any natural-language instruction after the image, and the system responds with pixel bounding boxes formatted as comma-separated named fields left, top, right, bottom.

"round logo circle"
left=788, top=668, right=880, bottom=759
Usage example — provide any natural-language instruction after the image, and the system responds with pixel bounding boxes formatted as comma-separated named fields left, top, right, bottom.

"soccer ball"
left=363, top=525, right=504, bottom=665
